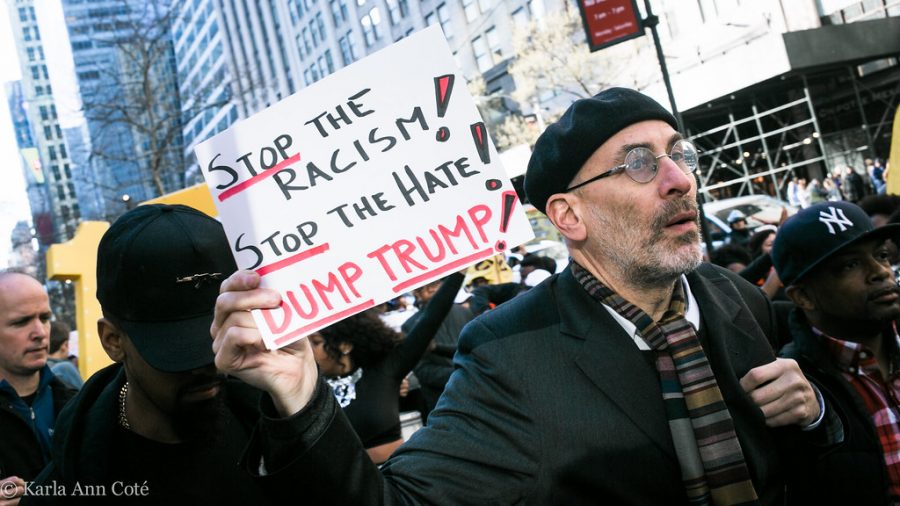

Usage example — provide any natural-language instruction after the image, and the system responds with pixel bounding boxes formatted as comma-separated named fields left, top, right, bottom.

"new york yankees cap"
left=772, top=201, right=900, bottom=287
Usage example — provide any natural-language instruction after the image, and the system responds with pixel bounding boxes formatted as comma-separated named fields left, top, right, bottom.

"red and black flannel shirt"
left=818, top=327, right=900, bottom=502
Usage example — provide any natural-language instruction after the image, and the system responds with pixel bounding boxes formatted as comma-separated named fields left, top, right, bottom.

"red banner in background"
left=577, top=0, right=644, bottom=52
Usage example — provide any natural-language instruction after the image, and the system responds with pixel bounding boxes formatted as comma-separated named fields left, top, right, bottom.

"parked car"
left=702, top=195, right=797, bottom=250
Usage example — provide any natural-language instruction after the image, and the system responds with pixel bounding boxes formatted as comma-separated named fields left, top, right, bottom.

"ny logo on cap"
left=818, top=206, right=854, bottom=235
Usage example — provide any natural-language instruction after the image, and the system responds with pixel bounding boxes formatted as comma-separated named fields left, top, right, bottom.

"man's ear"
left=98, top=318, right=125, bottom=363
left=545, top=193, right=587, bottom=242
left=785, top=283, right=816, bottom=311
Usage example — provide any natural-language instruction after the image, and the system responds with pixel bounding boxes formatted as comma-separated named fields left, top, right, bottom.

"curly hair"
left=318, top=309, right=401, bottom=369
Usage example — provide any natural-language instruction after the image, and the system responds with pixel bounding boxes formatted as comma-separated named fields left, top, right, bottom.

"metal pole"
left=642, top=0, right=684, bottom=133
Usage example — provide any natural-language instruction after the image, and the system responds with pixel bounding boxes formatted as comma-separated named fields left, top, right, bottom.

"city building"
left=630, top=0, right=899, bottom=203
left=5, top=1, right=80, bottom=244
left=171, top=0, right=302, bottom=180
left=62, top=0, right=186, bottom=218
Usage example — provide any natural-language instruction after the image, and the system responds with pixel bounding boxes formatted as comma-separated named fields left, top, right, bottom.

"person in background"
left=842, top=166, right=866, bottom=204
left=402, top=278, right=473, bottom=421
left=726, top=209, right=751, bottom=247
left=307, top=272, right=464, bottom=464
left=46, top=322, right=82, bottom=390
left=774, top=201, right=900, bottom=505
left=24, top=205, right=268, bottom=505
left=0, top=272, right=77, bottom=505
left=858, top=194, right=900, bottom=228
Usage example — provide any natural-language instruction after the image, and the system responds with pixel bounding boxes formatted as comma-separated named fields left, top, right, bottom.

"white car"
left=702, top=195, right=797, bottom=249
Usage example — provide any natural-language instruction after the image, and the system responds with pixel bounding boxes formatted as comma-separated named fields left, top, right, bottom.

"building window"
left=301, top=27, right=312, bottom=53
left=386, top=0, right=408, bottom=24
left=437, top=3, right=453, bottom=39
left=360, top=8, right=382, bottom=46
left=486, top=26, right=502, bottom=59
left=461, top=0, right=478, bottom=22
left=51, top=165, right=61, bottom=180
left=31, top=66, right=40, bottom=80
left=44, top=126, right=52, bottom=140
left=338, top=32, right=357, bottom=65
left=57, top=185, right=65, bottom=200
left=472, top=36, right=491, bottom=72
left=329, top=0, right=348, bottom=24
left=324, top=50, right=335, bottom=73
left=315, top=12, right=327, bottom=40
left=64, top=164, right=71, bottom=178
left=39, top=106, right=48, bottom=121
left=26, top=47, right=35, bottom=62
left=477, top=0, right=491, bottom=15
left=59, top=143, right=68, bottom=159
left=48, top=146, right=56, bottom=161
left=67, top=183, right=75, bottom=198
left=511, top=5, right=529, bottom=26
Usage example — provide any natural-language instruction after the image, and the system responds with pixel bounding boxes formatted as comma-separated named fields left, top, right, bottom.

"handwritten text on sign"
left=195, top=27, right=533, bottom=349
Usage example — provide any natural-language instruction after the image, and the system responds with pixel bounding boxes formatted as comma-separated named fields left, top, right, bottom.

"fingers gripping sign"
left=212, top=270, right=319, bottom=417
left=740, top=358, right=820, bottom=428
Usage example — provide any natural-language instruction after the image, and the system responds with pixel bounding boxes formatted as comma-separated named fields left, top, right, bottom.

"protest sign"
left=194, top=26, right=534, bottom=350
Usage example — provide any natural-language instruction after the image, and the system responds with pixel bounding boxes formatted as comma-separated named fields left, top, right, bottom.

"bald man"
left=0, top=272, right=76, bottom=504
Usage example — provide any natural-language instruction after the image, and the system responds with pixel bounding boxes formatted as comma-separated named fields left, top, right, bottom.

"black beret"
left=524, top=88, right=678, bottom=214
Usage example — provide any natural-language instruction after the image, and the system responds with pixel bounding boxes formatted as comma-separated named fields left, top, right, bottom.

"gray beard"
left=589, top=198, right=703, bottom=290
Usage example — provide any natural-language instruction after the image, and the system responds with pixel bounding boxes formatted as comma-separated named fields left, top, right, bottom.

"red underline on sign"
left=255, top=243, right=330, bottom=277
left=218, top=153, right=302, bottom=202
left=273, top=299, right=376, bottom=346
left=392, top=248, right=494, bottom=293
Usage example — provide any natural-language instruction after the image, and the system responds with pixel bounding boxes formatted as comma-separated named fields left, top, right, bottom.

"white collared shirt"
left=601, top=275, right=699, bottom=351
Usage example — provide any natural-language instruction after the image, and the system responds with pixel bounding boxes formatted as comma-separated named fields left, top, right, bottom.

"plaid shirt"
left=819, top=327, right=900, bottom=502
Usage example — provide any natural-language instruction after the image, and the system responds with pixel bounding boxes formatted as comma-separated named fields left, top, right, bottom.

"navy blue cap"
left=772, top=201, right=900, bottom=287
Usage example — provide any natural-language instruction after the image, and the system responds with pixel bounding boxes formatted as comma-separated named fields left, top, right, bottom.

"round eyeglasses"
left=565, top=139, right=699, bottom=192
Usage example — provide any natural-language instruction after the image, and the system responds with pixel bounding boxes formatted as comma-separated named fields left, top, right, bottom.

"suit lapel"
left=687, top=270, right=776, bottom=379
left=555, top=269, right=676, bottom=461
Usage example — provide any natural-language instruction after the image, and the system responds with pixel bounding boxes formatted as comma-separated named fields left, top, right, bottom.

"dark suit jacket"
left=247, top=264, right=812, bottom=505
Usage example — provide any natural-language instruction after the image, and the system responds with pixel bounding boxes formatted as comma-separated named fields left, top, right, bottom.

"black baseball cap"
left=96, top=204, right=237, bottom=373
left=772, top=201, right=900, bottom=287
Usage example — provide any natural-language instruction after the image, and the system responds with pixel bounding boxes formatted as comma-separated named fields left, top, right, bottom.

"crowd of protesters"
left=0, top=87, right=897, bottom=505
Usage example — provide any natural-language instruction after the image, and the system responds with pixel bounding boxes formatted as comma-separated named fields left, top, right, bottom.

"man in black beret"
left=773, top=201, right=900, bottom=505
left=210, top=88, right=839, bottom=504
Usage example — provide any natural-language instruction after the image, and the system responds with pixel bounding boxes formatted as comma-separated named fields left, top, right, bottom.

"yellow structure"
left=143, top=183, right=218, bottom=216
left=45, top=184, right=219, bottom=379
left=888, top=104, right=900, bottom=195
left=46, top=221, right=111, bottom=379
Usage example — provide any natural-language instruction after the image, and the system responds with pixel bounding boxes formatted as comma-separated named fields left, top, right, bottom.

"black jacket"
left=23, top=363, right=264, bottom=505
left=245, top=263, right=838, bottom=505
left=780, top=309, right=894, bottom=506
left=0, top=368, right=77, bottom=481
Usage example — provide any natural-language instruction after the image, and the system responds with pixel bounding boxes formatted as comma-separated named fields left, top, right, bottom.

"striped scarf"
left=572, top=262, right=758, bottom=505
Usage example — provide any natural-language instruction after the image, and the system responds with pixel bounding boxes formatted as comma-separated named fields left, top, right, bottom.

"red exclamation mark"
left=434, top=74, right=454, bottom=142
left=495, top=190, right=518, bottom=252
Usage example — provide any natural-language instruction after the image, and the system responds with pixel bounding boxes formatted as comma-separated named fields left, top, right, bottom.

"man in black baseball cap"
left=773, top=201, right=900, bottom=505
left=25, top=205, right=268, bottom=504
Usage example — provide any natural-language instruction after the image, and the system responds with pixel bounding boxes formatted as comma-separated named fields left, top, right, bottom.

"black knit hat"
left=524, top=88, right=678, bottom=214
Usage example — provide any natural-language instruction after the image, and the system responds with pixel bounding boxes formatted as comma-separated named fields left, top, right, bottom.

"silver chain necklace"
left=118, top=382, right=132, bottom=431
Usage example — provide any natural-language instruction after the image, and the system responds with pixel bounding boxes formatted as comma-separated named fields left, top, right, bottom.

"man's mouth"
left=181, top=378, right=224, bottom=401
left=665, top=211, right=698, bottom=231
left=25, top=346, right=48, bottom=355
left=869, top=286, right=900, bottom=303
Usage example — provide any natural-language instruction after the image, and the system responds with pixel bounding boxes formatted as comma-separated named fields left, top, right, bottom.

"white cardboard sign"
left=194, top=26, right=534, bottom=349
